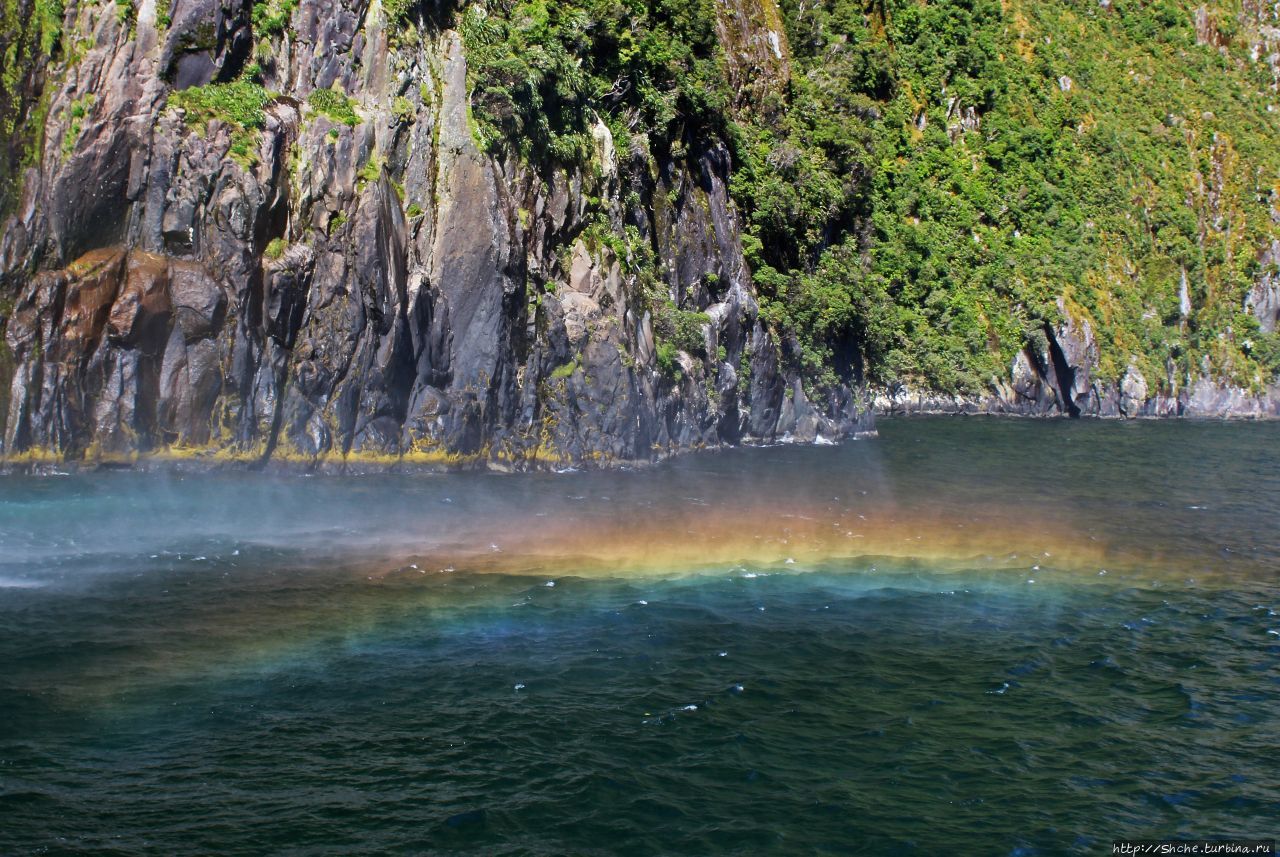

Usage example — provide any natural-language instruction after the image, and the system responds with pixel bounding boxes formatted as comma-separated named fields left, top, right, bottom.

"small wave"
left=0, top=576, right=43, bottom=589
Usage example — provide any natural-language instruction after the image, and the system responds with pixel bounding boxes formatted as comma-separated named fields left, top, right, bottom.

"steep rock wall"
left=0, top=1, right=870, bottom=468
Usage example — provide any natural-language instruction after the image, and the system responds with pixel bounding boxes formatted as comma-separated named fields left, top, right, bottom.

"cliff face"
left=0, top=1, right=868, bottom=468
left=3, top=0, right=1279, bottom=472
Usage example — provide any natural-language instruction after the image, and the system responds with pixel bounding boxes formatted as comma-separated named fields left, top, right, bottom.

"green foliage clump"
left=357, top=153, right=383, bottom=186
left=252, top=0, right=299, bottom=37
left=264, top=237, right=286, bottom=259
left=169, top=79, right=272, bottom=165
left=654, top=341, right=681, bottom=377
left=652, top=304, right=709, bottom=357
left=307, top=86, right=359, bottom=127
left=392, top=95, right=415, bottom=123
left=381, top=0, right=416, bottom=26
left=34, top=0, right=63, bottom=54
left=550, top=357, right=580, bottom=380
left=460, top=0, right=727, bottom=162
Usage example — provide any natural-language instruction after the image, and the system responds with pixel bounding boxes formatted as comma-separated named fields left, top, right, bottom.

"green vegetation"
left=743, top=0, right=1280, bottom=394
left=1, top=0, right=64, bottom=211
left=380, top=0, right=417, bottom=26
left=307, top=86, right=359, bottom=127
left=252, top=0, right=299, bottom=37
left=392, top=95, right=415, bottom=123
left=550, top=357, right=580, bottom=380
left=60, top=91, right=93, bottom=158
left=264, top=237, right=286, bottom=260
left=655, top=341, right=680, bottom=377
left=459, top=0, right=726, bottom=161
left=653, top=304, right=710, bottom=357
left=357, top=153, right=383, bottom=186
left=168, top=78, right=272, bottom=165
left=465, top=0, right=1280, bottom=397
left=34, top=0, right=63, bottom=54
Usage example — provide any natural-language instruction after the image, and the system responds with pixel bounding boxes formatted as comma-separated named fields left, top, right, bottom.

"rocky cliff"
left=1, top=0, right=1278, bottom=472
left=0, top=0, right=869, bottom=469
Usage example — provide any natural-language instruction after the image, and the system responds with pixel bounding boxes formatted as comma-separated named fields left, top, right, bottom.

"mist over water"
left=1, top=418, right=1278, bottom=854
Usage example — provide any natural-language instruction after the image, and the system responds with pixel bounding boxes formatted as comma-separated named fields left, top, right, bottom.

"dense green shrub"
left=460, top=0, right=727, bottom=161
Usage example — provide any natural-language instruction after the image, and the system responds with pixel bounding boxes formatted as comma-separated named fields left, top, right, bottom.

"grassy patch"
left=60, top=92, right=94, bottom=159
left=168, top=79, right=272, bottom=165
left=357, top=153, right=383, bottom=186
left=252, top=0, right=299, bottom=37
left=550, top=357, right=580, bottom=380
left=307, top=86, right=359, bottom=127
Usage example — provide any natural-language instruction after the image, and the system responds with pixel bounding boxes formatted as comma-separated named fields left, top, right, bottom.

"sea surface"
left=1, top=417, right=1277, bottom=855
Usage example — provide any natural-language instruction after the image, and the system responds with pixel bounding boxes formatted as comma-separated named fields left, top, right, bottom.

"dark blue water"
left=1, top=418, right=1277, bottom=854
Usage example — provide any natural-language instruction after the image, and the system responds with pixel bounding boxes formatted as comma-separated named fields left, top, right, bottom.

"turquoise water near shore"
left=1, top=418, right=1278, bottom=854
